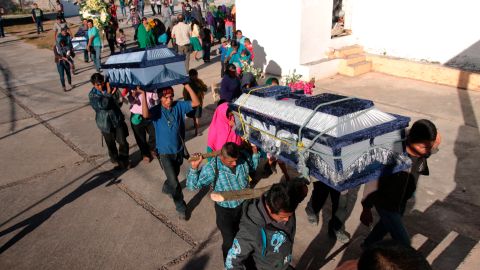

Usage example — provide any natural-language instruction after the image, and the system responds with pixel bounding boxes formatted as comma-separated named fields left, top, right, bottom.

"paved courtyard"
left=0, top=19, right=479, bottom=270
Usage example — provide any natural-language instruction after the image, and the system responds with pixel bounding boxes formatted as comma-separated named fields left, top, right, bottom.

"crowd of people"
left=7, top=1, right=441, bottom=269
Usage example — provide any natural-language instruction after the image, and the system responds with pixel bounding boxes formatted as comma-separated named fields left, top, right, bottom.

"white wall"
left=300, top=0, right=333, bottom=64
left=236, top=0, right=302, bottom=76
left=352, top=0, right=480, bottom=67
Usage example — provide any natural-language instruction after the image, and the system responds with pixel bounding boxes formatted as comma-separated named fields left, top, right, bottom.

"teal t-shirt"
left=88, top=27, right=101, bottom=47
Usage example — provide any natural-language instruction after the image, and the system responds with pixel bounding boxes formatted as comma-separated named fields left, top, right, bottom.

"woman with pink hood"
left=206, top=101, right=242, bottom=153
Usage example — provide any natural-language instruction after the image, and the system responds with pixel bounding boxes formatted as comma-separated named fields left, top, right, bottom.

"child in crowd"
left=117, top=29, right=127, bottom=52
left=183, top=69, right=208, bottom=137
left=239, top=49, right=250, bottom=65
left=244, top=38, right=254, bottom=61
left=265, top=77, right=279, bottom=85
left=224, top=14, right=234, bottom=40
left=219, top=37, right=229, bottom=77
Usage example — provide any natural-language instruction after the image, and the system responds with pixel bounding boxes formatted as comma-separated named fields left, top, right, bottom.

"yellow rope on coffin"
left=237, top=85, right=277, bottom=142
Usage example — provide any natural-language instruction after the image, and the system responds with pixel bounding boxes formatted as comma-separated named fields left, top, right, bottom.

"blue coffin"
left=101, top=46, right=189, bottom=91
left=72, top=37, right=87, bottom=51
left=231, top=86, right=411, bottom=191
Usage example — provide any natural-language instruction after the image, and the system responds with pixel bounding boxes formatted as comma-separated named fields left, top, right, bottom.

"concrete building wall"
left=299, top=0, right=332, bottom=65
left=238, top=0, right=480, bottom=77
left=236, top=0, right=302, bottom=76
left=352, top=0, right=480, bottom=68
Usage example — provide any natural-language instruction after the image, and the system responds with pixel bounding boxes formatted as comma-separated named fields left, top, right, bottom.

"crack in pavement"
left=0, top=80, right=201, bottom=265
left=159, top=228, right=221, bottom=270
left=0, top=86, right=90, bottom=160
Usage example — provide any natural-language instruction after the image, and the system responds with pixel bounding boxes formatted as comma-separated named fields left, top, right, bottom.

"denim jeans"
left=0, top=18, right=4, bottom=37
left=202, top=42, right=211, bottom=61
left=83, top=49, right=90, bottom=62
left=177, top=44, right=191, bottom=72
left=35, top=19, right=44, bottom=34
left=363, top=207, right=410, bottom=247
left=93, top=46, right=102, bottom=71
left=102, top=121, right=129, bottom=164
left=130, top=114, right=156, bottom=158
left=120, top=6, right=126, bottom=17
left=158, top=152, right=187, bottom=212
left=307, top=181, right=343, bottom=232
left=209, top=25, right=216, bottom=37
left=225, top=26, right=233, bottom=40
left=56, top=61, right=71, bottom=87
left=138, top=2, right=144, bottom=17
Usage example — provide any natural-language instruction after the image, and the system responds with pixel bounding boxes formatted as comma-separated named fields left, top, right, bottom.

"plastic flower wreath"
left=283, top=69, right=315, bottom=95
left=79, top=0, right=111, bottom=29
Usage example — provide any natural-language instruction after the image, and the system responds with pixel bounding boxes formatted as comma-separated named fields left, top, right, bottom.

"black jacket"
left=362, top=155, right=429, bottom=212
left=225, top=197, right=295, bottom=270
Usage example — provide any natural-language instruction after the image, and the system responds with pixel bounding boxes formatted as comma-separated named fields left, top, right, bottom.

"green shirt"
left=136, top=24, right=155, bottom=49
left=88, top=27, right=102, bottom=47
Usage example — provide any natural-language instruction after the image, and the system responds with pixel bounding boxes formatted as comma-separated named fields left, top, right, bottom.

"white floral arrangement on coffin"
left=241, top=61, right=263, bottom=80
left=79, top=0, right=111, bottom=29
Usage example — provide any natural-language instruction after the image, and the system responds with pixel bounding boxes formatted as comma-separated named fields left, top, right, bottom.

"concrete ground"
left=1, top=16, right=479, bottom=270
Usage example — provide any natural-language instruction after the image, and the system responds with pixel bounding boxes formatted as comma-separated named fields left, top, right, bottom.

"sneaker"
left=177, top=209, right=187, bottom=220
left=115, top=160, right=130, bottom=170
left=305, top=206, right=319, bottom=225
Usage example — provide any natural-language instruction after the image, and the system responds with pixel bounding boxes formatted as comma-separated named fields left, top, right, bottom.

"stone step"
left=343, top=54, right=366, bottom=65
left=339, top=61, right=372, bottom=77
left=335, top=45, right=364, bottom=58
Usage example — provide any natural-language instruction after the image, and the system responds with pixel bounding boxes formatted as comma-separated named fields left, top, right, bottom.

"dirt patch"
left=5, top=20, right=80, bottom=49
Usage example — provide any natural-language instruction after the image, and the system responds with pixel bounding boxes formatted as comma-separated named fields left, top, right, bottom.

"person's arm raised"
left=184, top=83, right=200, bottom=107
left=138, top=86, right=151, bottom=119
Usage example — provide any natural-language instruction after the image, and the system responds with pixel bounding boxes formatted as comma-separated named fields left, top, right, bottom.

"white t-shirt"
left=171, top=21, right=191, bottom=46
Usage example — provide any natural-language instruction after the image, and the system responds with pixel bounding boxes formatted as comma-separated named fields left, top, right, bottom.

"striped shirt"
left=186, top=153, right=260, bottom=208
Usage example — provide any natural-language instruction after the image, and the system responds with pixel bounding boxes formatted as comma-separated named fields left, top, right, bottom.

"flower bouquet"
left=283, top=69, right=315, bottom=95
left=79, top=0, right=111, bottom=29
left=241, top=61, right=263, bottom=80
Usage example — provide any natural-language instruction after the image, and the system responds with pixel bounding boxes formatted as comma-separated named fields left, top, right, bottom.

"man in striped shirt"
left=187, top=142, right=260, bottom=262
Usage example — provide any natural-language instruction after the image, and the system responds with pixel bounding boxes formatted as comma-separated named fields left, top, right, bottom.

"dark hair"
left=358, top=240, right=432, bottom=270
left=265, top=178, right=308, bottom=214
left=270, top=78, right=279, bottom=85
left=56, top=14, right=63, bottom=20
left=142, top=16, right=148, bottom=21
left=159, top=86, right=174, bottom=97
left=230, top=40, right=239, bottom=48
left=188, top=69, right=198, bottom=77
left=226, top=63, right=236, bottom=74
left=119, top=29, right=124, bottom=33
left=236, top=29, right=242, bottom=35
left=191, top=19, right=199, bottom=31
left=87, top=19, right=94, bottom=24
left=90, top=73, right=105, bottom=85
left=408, top=119, right=437, bottom=143
left=177, top=14, right=184, bottom=22
left=217, top=99, right=227, bottom=106
left=221, top=142, right=241, bottom=159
